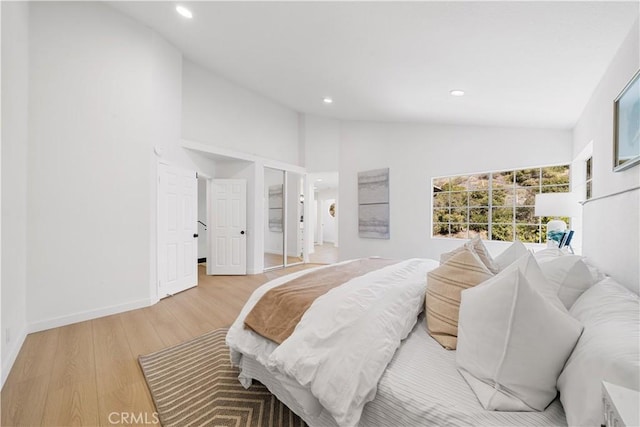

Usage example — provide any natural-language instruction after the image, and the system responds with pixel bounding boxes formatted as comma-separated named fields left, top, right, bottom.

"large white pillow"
left=557, top=278, right=639, bottom=427
left=494, top=240, right=529, bottom=271
left=533, top=248, right=565, bottom=262
left=513, top=252, right=567, bottom=312
left=537, top=255, right=596, bottom=309
left=456, top=254, right=583, bottom=411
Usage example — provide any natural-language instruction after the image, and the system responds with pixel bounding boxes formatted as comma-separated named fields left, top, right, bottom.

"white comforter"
left=226, top=258, right=439, bottom=427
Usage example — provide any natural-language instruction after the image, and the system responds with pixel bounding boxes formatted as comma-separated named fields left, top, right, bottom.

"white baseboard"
left=28, top=297, right=155, bottom=334
left=1, top=326, right=28, bottom=389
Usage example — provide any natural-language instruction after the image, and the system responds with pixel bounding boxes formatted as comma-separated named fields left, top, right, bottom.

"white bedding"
left=227, top=258, right=439, bottom=426
left=227, top=258, right=567, bottom=427
left=238, top=315, right=567, bottom=427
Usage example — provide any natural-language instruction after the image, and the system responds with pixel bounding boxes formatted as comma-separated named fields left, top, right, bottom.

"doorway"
left=197, top=177, right=208, bottom=268
left=308, top=172, right=339, bottom=264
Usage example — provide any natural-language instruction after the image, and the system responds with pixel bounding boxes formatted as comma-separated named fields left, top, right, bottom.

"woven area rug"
left=139, top=328, right=307, bottom=427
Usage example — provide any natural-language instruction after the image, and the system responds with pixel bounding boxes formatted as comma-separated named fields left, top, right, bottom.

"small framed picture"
left=613, top=69, right=640, bottom=172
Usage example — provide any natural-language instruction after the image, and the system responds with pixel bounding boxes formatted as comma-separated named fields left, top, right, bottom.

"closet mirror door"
left=285, top=171, right=304, bottom=267
left=264, top=167, right=285, bottom=270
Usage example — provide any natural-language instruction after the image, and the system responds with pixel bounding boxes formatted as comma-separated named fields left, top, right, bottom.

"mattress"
left=236, top=314, right=567, bottom=427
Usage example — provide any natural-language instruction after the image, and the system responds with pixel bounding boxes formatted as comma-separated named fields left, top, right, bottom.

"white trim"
left=28, top=298, right=154, bottom=334
left=206, top=178, right=214, bottom=276
left=1, top=326, right=28, bottom=388
left=182, top=139, right=306, bottom=174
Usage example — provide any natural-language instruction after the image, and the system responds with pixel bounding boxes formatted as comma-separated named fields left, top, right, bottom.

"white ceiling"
left=308, top=172, right=339, bottom=191
left=110, top=1, right=639, bottom=129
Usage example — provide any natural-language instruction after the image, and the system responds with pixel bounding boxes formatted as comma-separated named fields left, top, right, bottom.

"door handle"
left=193, top=233, right=199, bottom=238
left=241, top=231, right=245, bottom=235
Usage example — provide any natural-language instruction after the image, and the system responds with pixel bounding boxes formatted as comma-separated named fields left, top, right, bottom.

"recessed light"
left=323, top=97, right=333, bottom=104
left=176, top=5, right=193, bottom=19
left=450, top=90, right=465, bottom=97
left=316, top=178, right=323, bottom=182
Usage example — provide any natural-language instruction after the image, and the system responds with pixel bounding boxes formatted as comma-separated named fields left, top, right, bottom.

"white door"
left=158, top=163, right=198, bottom=297
left=209, top=179, right=247, bottom=275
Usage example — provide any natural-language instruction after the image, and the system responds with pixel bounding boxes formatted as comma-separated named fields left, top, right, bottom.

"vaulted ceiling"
left=110, top=1, right=639, bottom=129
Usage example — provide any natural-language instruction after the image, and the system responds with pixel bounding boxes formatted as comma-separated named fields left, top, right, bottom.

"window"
left=432, top=164, right=570, bottom=243
left=585, top=157, right=593, bottom=200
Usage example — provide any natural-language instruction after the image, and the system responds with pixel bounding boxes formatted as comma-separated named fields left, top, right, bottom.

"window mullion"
left=488, top=173, right=493, bottom=240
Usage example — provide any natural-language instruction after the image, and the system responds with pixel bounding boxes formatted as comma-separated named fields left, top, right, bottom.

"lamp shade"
left=534, top=193, right=580, bottom=217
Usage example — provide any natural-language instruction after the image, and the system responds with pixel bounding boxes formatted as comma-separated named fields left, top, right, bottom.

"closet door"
left=264, top=167, right=285, bottom=270
left=285, top=171, right=304, bottom=266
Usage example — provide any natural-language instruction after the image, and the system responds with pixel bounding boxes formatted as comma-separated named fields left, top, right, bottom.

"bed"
left=226, top=250, right=639, bottom=427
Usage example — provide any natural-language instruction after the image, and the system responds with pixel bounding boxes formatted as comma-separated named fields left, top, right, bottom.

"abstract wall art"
left=358, top=168, right=390, bottom=239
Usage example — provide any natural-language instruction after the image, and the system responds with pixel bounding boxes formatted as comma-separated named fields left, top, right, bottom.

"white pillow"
left=467, top=236, right=500, bottom=274
left=494, top=240, right=528, bottom=271
left=582, top=257, right=607, bottom=283
left=533, top=248, right=565, bottom=262
left=536, top=255, right=596, bottom=309
left=557, top=278, right=639, bottom=427
left=456, top=255, right=583, bottom=411
left=513, top=252, right=567, bottom=312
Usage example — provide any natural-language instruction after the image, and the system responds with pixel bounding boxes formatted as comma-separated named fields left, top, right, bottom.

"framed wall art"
left=614, top=69, right=640, bottom=172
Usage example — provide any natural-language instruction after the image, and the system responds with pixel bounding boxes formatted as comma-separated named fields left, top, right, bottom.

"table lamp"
left=534, top=192, right=579, bottom=247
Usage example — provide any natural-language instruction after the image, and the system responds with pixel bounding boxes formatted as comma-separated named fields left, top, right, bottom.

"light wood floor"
left=263, top=252, right=303, bottom=269
left=309, top=243, right=338, bottom=265
left=1, top=264, right=314, bottom=427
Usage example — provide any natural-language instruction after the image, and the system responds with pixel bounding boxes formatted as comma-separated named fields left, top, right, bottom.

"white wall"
left=1, top=0, right=29, bottom=386
left=573, top=19, right=640, bottom=293
left=182, top=60, right=301, bottom=166
left=338, top=122, right=573, bottom=261
left=27, top=2, right=187, bottom=330
left=302, top=114, right=341, bottom=172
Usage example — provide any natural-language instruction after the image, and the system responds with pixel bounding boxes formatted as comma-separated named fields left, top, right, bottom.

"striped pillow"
left=467, top=236, right=500, bottom=274
left=440, top=236, right=499, bottom=274
left=426, top=247, right=494, bottom=349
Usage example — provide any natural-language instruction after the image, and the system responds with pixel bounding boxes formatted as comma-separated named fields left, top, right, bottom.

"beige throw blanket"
left=244, top=258, right=399, bottom=344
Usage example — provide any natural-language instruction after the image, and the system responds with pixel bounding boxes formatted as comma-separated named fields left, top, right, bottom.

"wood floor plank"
left=119, top=309, right=166, bottom=357
left=97, top=380, right=157, bottom=427
left=48, top=321, right=96, bottom=390
left=4, top=329, right=59, bottom=385
left=41, top=380, right=100, bottom=427
left=162, top=294, right=217, bottom=338
left=0, top=374, right=50, bottom=426
left=142, top=303, right=192, bottom=348
left=92, top=315, right=141, bottom=394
